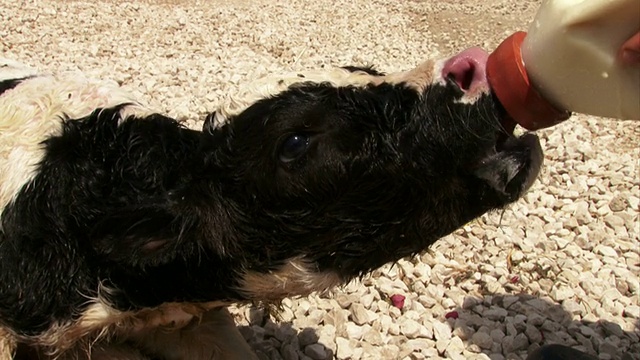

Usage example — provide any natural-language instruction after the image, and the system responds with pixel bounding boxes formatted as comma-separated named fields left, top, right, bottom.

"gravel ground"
left=2, top=0, right=639, bottom=359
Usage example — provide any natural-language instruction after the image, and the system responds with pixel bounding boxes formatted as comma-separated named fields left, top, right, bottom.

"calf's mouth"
left=442, top=46, right=544, bottom=202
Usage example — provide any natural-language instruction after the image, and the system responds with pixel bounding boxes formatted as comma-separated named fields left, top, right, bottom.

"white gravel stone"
left=350, top=303, right=371, bottom=325
left=336, top=294, right=355, bottom=309
left=435, top=339, right=449, bottom=355
left=595, top=245, right=619, bottom=258
left=317, top=325, right=337, bottom=354
left=399, top=318, right=423, bottom=339
left=345, top=323, right=366, bottom=340
left=432, top=320, right=452, bottom=341
left=335, top=337, right=354, bottom=360
left=623, top=305, right=640, bottom=319
left=562, top=299, right=584, bottom=316
left=363, top=327, right=384, bottom=346
left=445, top=337, right=465, bottom=356
left=361, top=293, right=375, bottom=309
left=550, top=285, right=575, bottom=302
left=388, top=321, right=401, bottom=336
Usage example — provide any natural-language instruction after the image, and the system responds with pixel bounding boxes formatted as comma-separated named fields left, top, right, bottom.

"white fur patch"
left=0, top=59, right=39, bottom=81
left=238, top=257, right=342, bottom=301
left=0, top=327, right=16, bottom=360
left=0, top=59, right=151, bottom=220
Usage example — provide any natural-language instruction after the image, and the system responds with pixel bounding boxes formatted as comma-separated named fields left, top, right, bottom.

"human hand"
left=619, top=31, right=640, bottom=65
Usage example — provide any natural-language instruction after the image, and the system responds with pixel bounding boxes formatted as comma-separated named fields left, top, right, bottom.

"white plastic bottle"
left=487, top=0, right=640, bottom=130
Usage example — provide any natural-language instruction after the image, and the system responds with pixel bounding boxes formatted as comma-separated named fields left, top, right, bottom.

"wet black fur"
left=0, top=77, right=29, bottom=96
left=0, top=77, right=537, bottom=338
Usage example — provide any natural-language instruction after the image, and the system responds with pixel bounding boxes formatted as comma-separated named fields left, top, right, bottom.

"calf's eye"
left=279, top=134, right=310, bottom=163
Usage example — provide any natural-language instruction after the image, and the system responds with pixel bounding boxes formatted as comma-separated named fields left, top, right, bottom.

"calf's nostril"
left=446, top=60, right=476, bottom=91
left=442, top=47, right=489, bottom=93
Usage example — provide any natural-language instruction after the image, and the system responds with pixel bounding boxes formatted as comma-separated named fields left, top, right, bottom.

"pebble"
left=361, top=293, right=375, bottom=309
left=335, top=337, right=354, bottom=360
left=281, top=345, right=299, bottom=360
left=363, top=327, right=384, bottom=345
left=490, top=329, right=506, bottom=343
left=599, top=340, right=619, bottom=358
left=380, top=345, right=400, bottom=359
left=345, top=323, right=365, bottom=340
left=595, top=245, right=618, bottom=258
left=436, top=339, right=449, bottom=355
left=525, top=324, right=543, bottom=344
left=388, top=321, right=400, bottom=336
left=502, top=296, right=519, bottom=309
left=502, top=333, right=529, bottom=353
left=608, top=195, right=628, bottom=211
left=623, top=305, right=640, bottom=319
left=463, top=297, right=482, bottom=310
left=599, top=321, right=625, bottom=337
left=350, top=303, right=371, bottom=325
left=418, top=295, right=438, bottom=309
left=562, top=299, right=584, bottom=316
left=527, top=313, right=546, bottom=327
left=471, top=331, right=493, bottom=349
left=336, top=294, right=355, bottom=309
left=399, top=318, right=423, bottom=339
left=452, top=324, right=472, bottom=341
left=317, top=325, right=336, bottom=354
left=550, top=285, right=574, bottom=302
left=432, top=320, right=452, bottom=341
left=445, top=337, right=465, bottom=356
left=604, top=214, right=625, bottom=228
left=484, top=307, right=508, bottom=321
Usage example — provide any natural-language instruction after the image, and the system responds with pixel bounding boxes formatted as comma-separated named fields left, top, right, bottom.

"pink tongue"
left=442, top=47, right=489, bottom=93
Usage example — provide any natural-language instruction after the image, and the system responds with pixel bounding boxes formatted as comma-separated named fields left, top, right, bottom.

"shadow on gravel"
left=238, top=305, right=335, bottom=360
left=235, top=292, right=639, bottom=360
left=450, top=293, right=640, bottom=360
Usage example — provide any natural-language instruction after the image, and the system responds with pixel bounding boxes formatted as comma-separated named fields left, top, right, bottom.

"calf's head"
left=195, top=47, right=542, bottom=301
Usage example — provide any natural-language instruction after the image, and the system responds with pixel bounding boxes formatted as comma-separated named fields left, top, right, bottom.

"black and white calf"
left=0, top=48, right=543, bottom=359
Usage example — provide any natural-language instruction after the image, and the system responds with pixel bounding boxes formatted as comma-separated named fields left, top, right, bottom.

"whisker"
left=498, top=208, right=507, bottom=229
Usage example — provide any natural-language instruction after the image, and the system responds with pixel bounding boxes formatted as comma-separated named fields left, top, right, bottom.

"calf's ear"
left=203, top=111, right=228, bottom=135
left=90, top=205, right=185, bottom=267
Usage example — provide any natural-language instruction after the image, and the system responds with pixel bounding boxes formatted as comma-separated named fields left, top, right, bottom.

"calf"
left=0, top=48, right=543, bottom=359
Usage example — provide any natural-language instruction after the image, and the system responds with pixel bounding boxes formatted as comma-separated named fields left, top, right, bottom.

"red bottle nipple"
left=487, top=32, right=571, bottom=131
